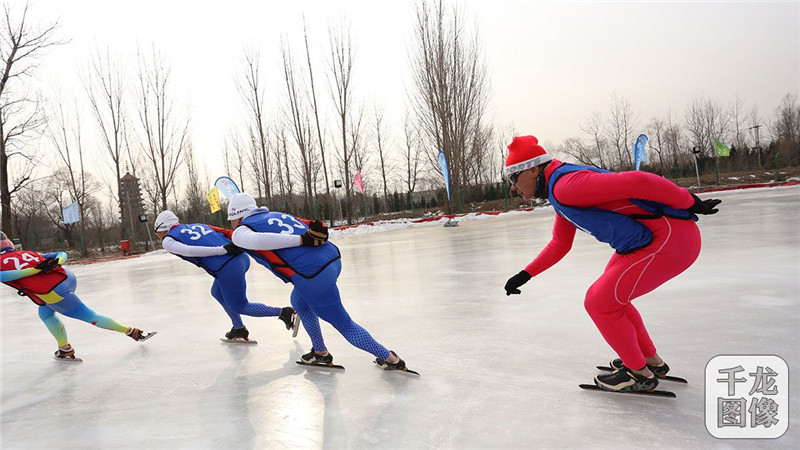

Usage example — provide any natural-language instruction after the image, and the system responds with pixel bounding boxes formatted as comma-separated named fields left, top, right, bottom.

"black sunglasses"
left=508, top=170, right=523, bottom=185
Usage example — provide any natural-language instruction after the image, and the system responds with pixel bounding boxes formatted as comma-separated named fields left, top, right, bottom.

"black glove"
left=688, top=194, right=722, bottom=215
left=300, top=220, right=328, bottom=247
left=223, top=242, right=244, bottom=256
left=504, top=270, right=532, bottom=296
left=307, top=220, right=329, bottom=242
left=300, top=231, right=324, bottom=247
left=35, top=258, right=59, bottom=273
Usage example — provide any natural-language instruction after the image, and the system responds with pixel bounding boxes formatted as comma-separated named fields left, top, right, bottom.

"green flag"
left=713, top=137, right=730, bottom=157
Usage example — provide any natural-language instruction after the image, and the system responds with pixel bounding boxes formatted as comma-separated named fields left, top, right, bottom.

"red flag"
left=354, top=170, right=364, bottom=194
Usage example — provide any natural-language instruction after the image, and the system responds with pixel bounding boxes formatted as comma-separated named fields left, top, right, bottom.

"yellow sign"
left=205, top=186, right=221, bottom=213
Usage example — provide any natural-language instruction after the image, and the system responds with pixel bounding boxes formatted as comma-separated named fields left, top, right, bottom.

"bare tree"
left=349, top=107, right=368, bottom=196
left=559, top=137, right=597, bottom=167
left=134, top=46, right=189, bottom=211
left=684, top=95, right=708, bottom=156
left=302, top=19, right=331, bottom=201
left=409, top=0, right=491, bottom=212
left=10, top=182, right=46, bottom=248
left=281, top=38, right=317, bottom=215
left=83, top=45, right=129, bottom=239
left=225, top=131, right=247, bottom=191
left=401, top=114, right=422, bottom=208
left=327, top=20, right=356, bottom=223
left=770, top=93, right=800, bottom=166
left=244, top=124, right=263, bottom=199
left=236, top=47, right=272, bottom=202
left=730, top=95, right=748, bottom=149
left=372, top=104, right=393, bottom=206
left=705, top=97, right=731, bottom=152
left=606, top=93, right=637, bottom=168
left=466, top=121, right=494, bottom=186
left=1, top=1, right=62, bottom=237
left=685, top=95, right=731, bottom=163
left=42, top=172, right=77, bottom=247
left=646, top=116, right=669, bottom=174
left=580, top=111, right=608, bottom=169
left=276, top=126, right=294, bottom=198
left=46, top=92, right=96, bottom=256
left=181, top=147, right=207, bottom=223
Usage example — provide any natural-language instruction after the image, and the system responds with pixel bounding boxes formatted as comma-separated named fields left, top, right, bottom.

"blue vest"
left=239, top=211, right=340, bottom=282
left=166, top=224, right=236, bottom=276
left=548, top=163, right=696, bottom=254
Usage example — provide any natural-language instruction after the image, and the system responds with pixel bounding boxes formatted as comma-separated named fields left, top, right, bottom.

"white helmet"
left=154, top=210, right=180, bottom=232
left=227, top=193, right=257, bottom=220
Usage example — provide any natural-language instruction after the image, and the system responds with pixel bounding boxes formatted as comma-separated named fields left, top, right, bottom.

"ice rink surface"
left=2, top=186, right=798, bottom=449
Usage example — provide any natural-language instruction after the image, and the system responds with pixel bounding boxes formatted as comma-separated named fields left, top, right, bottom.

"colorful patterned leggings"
left=290, top=260, right=390, bottom=360
left=584, top=217, right=701, bottom=370
left=39, top=271, right=128, bottom=347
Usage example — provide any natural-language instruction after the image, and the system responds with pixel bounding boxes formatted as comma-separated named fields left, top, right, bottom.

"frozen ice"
left=2, top=186, right=798, bottom=448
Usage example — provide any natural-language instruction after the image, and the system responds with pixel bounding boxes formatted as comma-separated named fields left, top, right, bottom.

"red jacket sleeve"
left=553, top=170, right=695, bottom=210
left=524, top=214, right=577, bottom=277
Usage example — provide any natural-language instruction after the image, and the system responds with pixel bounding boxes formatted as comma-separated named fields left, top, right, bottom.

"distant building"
left=119, top=172, right=144, bottom=240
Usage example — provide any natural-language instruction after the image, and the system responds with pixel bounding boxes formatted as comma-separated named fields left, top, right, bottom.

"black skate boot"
left=224, top=326, right=250, bottom=341
left=595, top=365, right=658, bottom=392
left=610, top=358, right=670, bottom=378
left=53, top=345, right=81, bottom=362
left=375, top=351, right=407, bottom=371
left=299, top=348, right=334, bottom=365
left=126, top=327, right=157, bottom=342
left=279, top=307, right=301, bottom=337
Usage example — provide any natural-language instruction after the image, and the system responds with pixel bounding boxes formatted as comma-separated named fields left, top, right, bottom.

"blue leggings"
left=211, top=256, right=281, bottom=328
left=38, top=271, right=128, bottom=347
left=290, top=260, right=390, bottom=360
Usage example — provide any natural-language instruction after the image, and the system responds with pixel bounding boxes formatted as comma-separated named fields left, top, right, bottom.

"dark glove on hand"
left=300, top=231, right=324, bottom=247
left=688, top=193, right=722, bottom=215
left=223, top=242, right=244, bottom=256
left=504, top=270, right=532, bottom=296
left=35, top=258, right=59, bottom=273
left=307, top=220, right=329, bottom=242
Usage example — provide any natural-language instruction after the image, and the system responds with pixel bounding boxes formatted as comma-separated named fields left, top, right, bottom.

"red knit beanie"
left=504, top=135, right=552, bottom=176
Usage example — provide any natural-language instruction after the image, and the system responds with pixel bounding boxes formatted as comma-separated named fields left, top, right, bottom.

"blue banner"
left=633, top=134, right=648, bottom=171
left=437, top=151, right=451, bottom=203
left=62, top=201, right=80, bottom=224
left=214, top=176, right=241, bottom=200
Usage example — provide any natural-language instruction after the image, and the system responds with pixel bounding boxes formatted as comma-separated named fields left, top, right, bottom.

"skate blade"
left=220, top=338, right=258, bottom=345
left=579, top=384, right=675, bottom=398
left=291, top=314, right=301, bottom=338
left=373, top=361, right=420, bottom=375
left=296, top=361, right=345, bottom=370
left=139, top=331, right=158, bottom=342
left=54, top=356, right=83, bottom=363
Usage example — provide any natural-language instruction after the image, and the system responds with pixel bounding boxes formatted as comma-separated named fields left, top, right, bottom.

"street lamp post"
left=692, top=146, right=702, bottom=188
left=334, top=180, right=343, bottom=225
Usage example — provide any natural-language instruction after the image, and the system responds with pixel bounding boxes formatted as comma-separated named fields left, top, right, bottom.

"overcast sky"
left=23, top=0, right=800, bottom=186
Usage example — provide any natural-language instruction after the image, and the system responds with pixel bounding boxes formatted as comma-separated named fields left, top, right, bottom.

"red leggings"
left=584, top=216, right=701, bottom=370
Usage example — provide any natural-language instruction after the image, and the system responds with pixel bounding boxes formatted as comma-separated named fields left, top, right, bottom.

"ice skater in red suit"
left=502, top=135, right=722, bottom=392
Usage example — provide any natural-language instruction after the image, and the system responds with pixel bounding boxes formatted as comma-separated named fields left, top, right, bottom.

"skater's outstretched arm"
left=505, top=215, right=577, bottom=296
left=523, top=215, right=577, bottom=278
left=231, top=227, right=301, bottom=251
left=40, top=251, right=68, bottom=265
left=1, top=251, right=68, bottom=282
left=162, top=236, right=228, bottom=257
left=554, top=170, right=695, bottom=209
left=0, top=265, right=39, bottom=282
